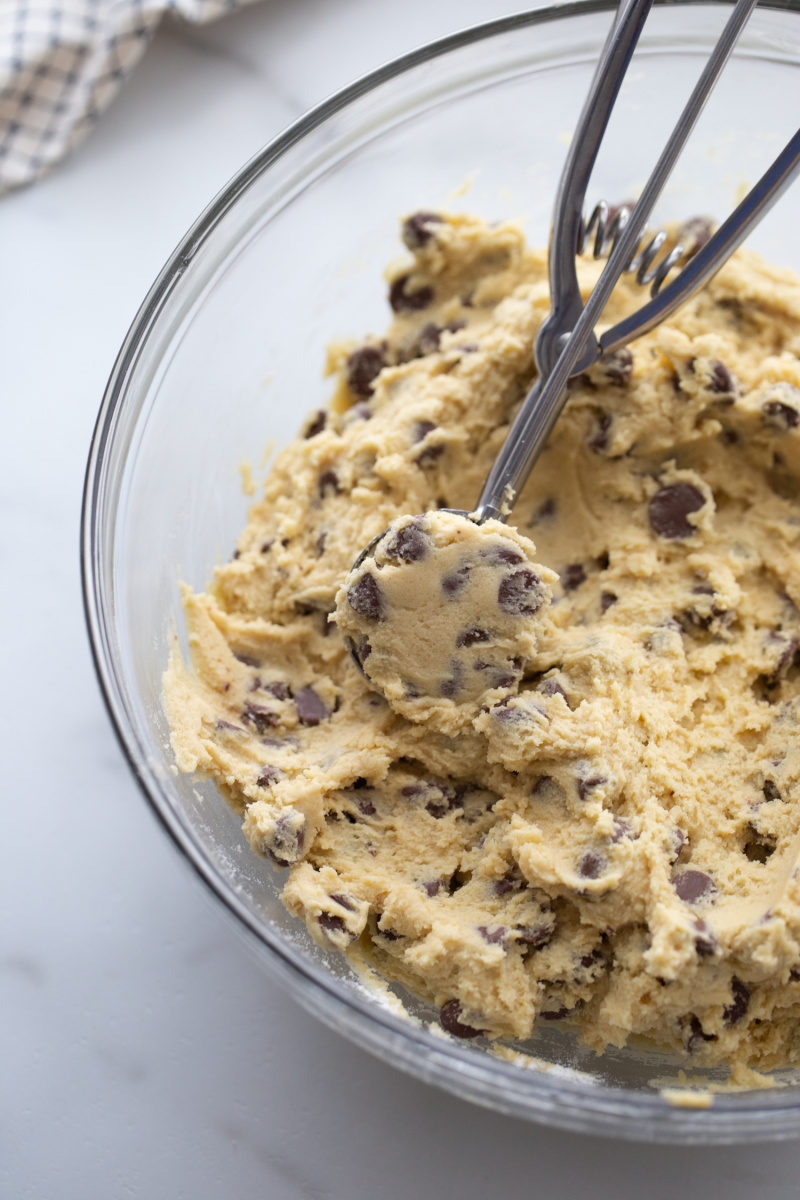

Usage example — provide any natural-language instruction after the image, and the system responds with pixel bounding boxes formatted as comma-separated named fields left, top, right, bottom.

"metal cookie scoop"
left=345, top=0, right=800, bottom=673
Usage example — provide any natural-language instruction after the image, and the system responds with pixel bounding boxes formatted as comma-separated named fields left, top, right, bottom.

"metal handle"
left=535, top=0, right=655, bottom=383
left=601, top=125, right=800, bottom=354
left=474, top=0, right=760, bottom=523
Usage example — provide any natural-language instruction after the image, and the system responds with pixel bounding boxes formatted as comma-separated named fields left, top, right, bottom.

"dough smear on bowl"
left=165, top=210, right=800, bottom=1079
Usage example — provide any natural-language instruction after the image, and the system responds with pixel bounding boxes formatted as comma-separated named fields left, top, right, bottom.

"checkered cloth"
left=0, top=0, right=258, bottom=195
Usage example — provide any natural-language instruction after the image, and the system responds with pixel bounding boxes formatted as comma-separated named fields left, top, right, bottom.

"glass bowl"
left=82, top=0, right=800, bottom=1142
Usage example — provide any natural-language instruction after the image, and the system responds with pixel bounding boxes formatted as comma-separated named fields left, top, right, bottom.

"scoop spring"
left=578, top=201, right=685, bottom=297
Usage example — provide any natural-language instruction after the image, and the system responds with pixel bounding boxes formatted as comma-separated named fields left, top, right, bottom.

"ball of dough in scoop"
left=335, top=510, right=555, bottom=734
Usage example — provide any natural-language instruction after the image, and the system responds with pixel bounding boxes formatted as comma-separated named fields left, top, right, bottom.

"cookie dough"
left=165, top=210, right=800, bottom=1079
left=336, top=510, right=556, bottom=734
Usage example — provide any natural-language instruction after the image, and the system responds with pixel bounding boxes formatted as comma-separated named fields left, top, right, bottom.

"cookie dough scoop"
left=334, top=511, right=556, bottom=733
left=338, top=0, right=800, bottom=725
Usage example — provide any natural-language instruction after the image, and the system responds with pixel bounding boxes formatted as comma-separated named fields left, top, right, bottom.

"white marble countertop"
left=3, top=0, right=800, bottom=1193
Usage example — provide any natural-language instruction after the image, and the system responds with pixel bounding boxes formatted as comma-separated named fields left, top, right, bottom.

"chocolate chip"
left=577, top=774, right=607, bottom=801
left=389, top=274, right=434, bottom=313
left=670, top=828, right=687, bottom=864
left=295, top=600, right=322, bottom=617
left=493, top=873, right=521, bottom=897
left=412, top=420, right=444, bottom=466
left=541, top=1006, right=572, bottom=1021
left=424, top=880, right=441, bottom=897
left=723, top=977, right=750, bottom=1026
left=348, top=572, right=384, bottom=621
left=540, top=677, right=568, bottom=702
left=234, top=652, right=261, bottom=668
left=530, top=497, right=556, bottom=525
left=231, top=549, right=240, bottom=560
left=241, top=703, right=279, bottom=734
left=611, top=817, right=633, bottom=843
left=597, top=347, right=633, bottom=386
left=440, top=999, right=483, bottom=1039
left=260, top=539, right=274, bottom=553
left=294, top=686, right=329, bottom=726
left=588, top=412, right=612, bottom=453
left=743, top=825, right=775, bottom=863
left=318, top=912, right=347, bottom=936
left=376, top=924, right=402, bottom=941
left=267, top=811, right=305, bottom=867
left=318, top=470, right=340, bottom=497
left=402, top=211, right=444, bottom=250
left=413, top=419, right=437, bottom=443
left=477, top=925, right=506, bottom=946
left=316, top=533, right=327, bottom=557
left=708, top=360, right=738, bottom=398
left=304, top=410, right=327, bottom=439
left=256, top=765, right=281, bottom=787
left=426, top=799, right=449, bottom=818
left=439, top=664, right=462, bottom=699
left=686, top=1014, right=717, bottom=1053
left=356, top=796, right=376, bottom=816
left=443, top=566, right=470, bottom=597
left=354, top=637, right=372, bottom=664
left=482, top=545, right=524, bottom=566
left=680, top=216, right=712, bottom=258
left=600, top=591, right=618, bottom=612
left=693, top=918, right=718, bottom=958
left=578, top=850, right=605, bottom=879
left=498, top=569, right=544, bottom=616
left=764, top=398, right=800, bottom=430
left=416, top=443, right=445, bottom=467
left=455, top=628, right=489, bottom=648
left=763, top=780, right=782, bottom=802
left=580, top=948, right=605, bottom=969
left=384, top=521, right=429, bottom=563
left=263, top=681, right=290, bottom=701
left=515, top=924, right=553, bottom=948
left=648, top=483, right=705, bottom=538
left=422, top=783, right=459, bottom=819
left=216, top=719, right=245, bottom=733
left=494, top=672, right=520, bottom=695
left=418, top=323, right=442, bottom=355
left=346, top=345, right=385, bottom=397
left=674, top=869, right=716, bottom=903
left=329, top=892, right=356, bottom=912
left=562, top=563, right=586, bottom=592
left=492, top=701, right=525, bottom=722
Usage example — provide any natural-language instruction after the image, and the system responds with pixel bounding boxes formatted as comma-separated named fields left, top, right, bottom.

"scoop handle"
left=474, top=0, right=762, bottom=523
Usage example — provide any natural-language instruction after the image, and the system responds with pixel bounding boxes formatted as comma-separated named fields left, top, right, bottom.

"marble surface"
left=3, top=0, right=800, bottom=1193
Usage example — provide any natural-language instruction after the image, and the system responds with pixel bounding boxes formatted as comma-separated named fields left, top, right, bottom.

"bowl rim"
left=82, top=0, right=800, bottom=1142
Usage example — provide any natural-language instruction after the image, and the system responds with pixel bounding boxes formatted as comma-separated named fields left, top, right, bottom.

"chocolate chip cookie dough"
left=165, top=209, right=800, bottom=1079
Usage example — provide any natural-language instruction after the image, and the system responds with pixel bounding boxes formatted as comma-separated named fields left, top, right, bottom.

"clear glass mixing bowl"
left=82, top=0, right=800, bottom=1142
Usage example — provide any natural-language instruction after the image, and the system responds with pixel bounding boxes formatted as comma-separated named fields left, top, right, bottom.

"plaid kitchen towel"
left=0, top=0, right=260, bottom=195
